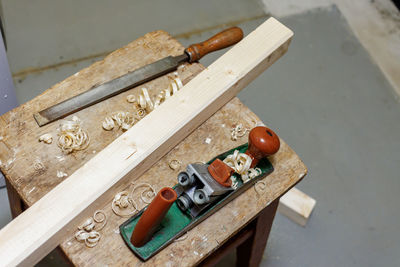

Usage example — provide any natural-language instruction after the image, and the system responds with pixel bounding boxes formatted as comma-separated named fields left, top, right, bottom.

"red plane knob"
left=246, top=126, right=280, bottom=168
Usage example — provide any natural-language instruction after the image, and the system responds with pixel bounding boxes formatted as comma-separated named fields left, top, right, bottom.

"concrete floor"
left=1, top=1, right=399, bottom=266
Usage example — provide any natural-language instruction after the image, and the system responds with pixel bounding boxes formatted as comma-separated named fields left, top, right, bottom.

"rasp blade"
left=34, top=54, right=188, bottom=126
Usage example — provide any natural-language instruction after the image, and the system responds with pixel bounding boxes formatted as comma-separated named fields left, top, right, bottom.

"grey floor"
left=1, top=1, right=399, bottom=266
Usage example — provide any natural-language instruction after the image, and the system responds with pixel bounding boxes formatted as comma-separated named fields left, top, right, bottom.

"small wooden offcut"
left=0, top=29, right=306, bottom=266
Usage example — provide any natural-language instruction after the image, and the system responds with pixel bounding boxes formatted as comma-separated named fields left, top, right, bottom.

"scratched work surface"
left=0, top=31, right=306, bottom=266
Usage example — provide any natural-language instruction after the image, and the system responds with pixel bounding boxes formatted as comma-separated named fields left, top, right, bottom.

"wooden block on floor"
left=278, top=187, right=316, bottom=226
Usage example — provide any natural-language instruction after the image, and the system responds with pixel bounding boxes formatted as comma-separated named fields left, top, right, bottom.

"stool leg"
left=5, top=179, right=24, bottom=218
left=236, top=198, right=279, bottom=267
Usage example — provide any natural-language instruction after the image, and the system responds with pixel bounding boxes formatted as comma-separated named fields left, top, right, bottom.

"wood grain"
left=278, top=187, right=316, bottom=226
left=0, top=18, right=294, bottom=266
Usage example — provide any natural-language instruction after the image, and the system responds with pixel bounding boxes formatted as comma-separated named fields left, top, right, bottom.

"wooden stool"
left=0, top=30, right=306, bottom=266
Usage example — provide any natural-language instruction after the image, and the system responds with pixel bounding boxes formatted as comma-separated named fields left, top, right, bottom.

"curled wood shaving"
left=57, top=117, right=90, bottom=154
left=93, top=210, right=107, bottom=231
left=230, top=176, right=239, bottom=190
left=154, top=77, right=183, bottom=108
left=223, top=150, right=257, bottom=185
left=126, top=94, right=136, bottom=103
left=79, top=218, right=96, bottom=232
left=223, top=150, right=252, bottom=175
left=135, top=107, right=147, bottom=119
left=111, top=183, right=156, bottom=218
left=39, top=133, right=53, bottom=144
left=75, top=210, right=107, bottom=248
left=102, top=112, right=135, bottom=131
left=168, top=159, right=181, bottom=170
left=230, top=124, right=249, bottom=141
left=132, top=183, right=156, bottom=204
left=111, top=111, right=135, bottom=130
left=111, top=191, right=138, bottom=217
left=138, top=87, right=154, bottom=112
left=102, top=117, right=115, bottom=131
left=130, top=76, right=184, bottom=118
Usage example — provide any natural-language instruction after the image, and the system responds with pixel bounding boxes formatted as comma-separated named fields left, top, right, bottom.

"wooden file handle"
left=185, top=27, right=243, bottom=62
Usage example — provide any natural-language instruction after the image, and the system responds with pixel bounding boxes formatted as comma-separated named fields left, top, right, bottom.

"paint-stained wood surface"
left=0, top=30, right=306, bottom=266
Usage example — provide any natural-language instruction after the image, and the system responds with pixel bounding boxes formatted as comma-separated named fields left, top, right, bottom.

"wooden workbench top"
left=0, top=31, right=306, bottom=266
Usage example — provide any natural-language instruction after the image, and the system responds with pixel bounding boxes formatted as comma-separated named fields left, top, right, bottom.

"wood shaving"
left=230, top=124, right=249, bottom=141
left=93, top=210, right=107, bottom=231
left=139, top=87, right=154, bottom=111
left=223, top=150, right=252, bottom=175
left=111, top=191, right=138, bottom=217
left=111, top=111, right=135, bottom=130
left=111, top=183, right=156, bottom=218
left=127, top=75, right=184, bottom=126
left=38, top=133, right=53, bottom=144
left=72, top=115, right=80, bottom=122
left=135, top=108, right=147, bottom=119
left=168, top=159, right=181, bottom=170
left=102, top=117, right=115, bottom=131
left=223, top=150, right=255, bottom=185
left=75, top=210, right=107, bottom=248
left=230, top=176, right=239, bottom=190
left=126, top=94, right=136, bottom=103
left=56, top=170, right=68, bottom=178
left=154, top=77, right=183, bottom=108
left=102, top=112, right=135, bottom=131
left=79, top=218, right=96, bottom=232
left=245, top=167, right=262, bottom=182
left=132, top=183, right=156, bottom=204
left=57, top=117, right=90, bottom=154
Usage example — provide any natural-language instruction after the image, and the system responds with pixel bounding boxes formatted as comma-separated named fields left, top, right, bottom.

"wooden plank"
left=0, top=18, right=293, bottom=266
left=278, top=187, right=316, bottom=226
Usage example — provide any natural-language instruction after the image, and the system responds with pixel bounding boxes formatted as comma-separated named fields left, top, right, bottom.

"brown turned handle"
left=185, top=27, right=243, bottom=62
left=246, top=126, right=280, bottom=168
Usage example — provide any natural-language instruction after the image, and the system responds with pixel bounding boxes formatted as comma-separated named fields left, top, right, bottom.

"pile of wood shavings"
left=102, top=111, right=135, bottom=131
left=223, top=150, right=262, bottom=187
left=75, top=210, right=107, bottom=248
left=57, top=116, right=90, bottom=154
left=102, top=74, right=183, bottom=132
left=129, top=73, right=183, bottom=115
